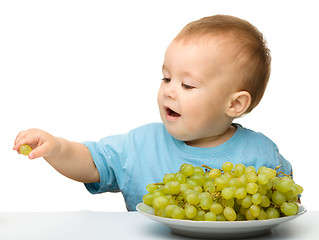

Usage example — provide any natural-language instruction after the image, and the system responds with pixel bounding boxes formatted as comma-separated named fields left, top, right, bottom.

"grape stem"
left=201, top=164, right=213, bottom=170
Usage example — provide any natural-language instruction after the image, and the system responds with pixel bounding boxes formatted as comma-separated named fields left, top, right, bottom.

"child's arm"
left=13, top=129, right=99, bottom=183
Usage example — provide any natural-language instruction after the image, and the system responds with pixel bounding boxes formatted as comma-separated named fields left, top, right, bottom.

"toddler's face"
left=157, top=37, right=237, bottom=145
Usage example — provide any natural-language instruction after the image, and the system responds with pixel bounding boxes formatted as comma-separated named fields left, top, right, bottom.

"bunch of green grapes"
left=142, top=162, right=303, bottom=221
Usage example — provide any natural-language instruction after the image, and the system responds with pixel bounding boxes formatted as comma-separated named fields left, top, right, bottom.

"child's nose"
left=164, top=82, right=177, bottom=100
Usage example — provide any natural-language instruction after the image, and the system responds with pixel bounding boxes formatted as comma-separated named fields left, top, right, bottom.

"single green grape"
left=246, top=182, right=258, bottom=194
left=210, top=202, right=224, bottom=215
left=204, top=212, right=217, bottom=221
left=281, top=202, right=299, bottom=216
left=235, top=187, right=247, bottom=199
left=185, top=205, right=197, bottom=219
left=19, top=144, right=32, bottom=156
left=180, top=164, right=194, bottom=177
left=222, top=162, right=233, bottom=172
left=276, top=179, right=293, bottom=193
left=223, top=207, right=236, bottom=221
left=250, top=205, right=261, bottom=218
left=200, top=197, right=213, bottom=210
left=233, top=163, right=246, bottom=177
left=221, top=187, right=235, bottom=200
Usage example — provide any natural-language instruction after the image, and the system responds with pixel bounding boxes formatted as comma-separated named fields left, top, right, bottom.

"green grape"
left=223, top=198, right=235, bottom=208
left=165, top=205, right=177, bottom=218
left=19, top=144, right=32, bottom=156
left=194, top=210, right=205, bottom=221
left=235, top=187, right=247, bottom=199
left=175, top=173, right=187, bottom=184
left=259, top=196, right=271, bottom=208
left=216, top=214, right=226, bottom=221
left=180, top=183, right=191, bottom=192
left=171, top=207, right=185, bottom=219
left=193, top=185, right=203, bottom=193
left=210, top=202, right=224, bottom=215
left=146, top=183, right=158, bottom=193
left=266, top=208, right=279, bottom=219
left=271, top=177, right=280, bottom=188
left=222, top=187, right=235, bottom=200
left=252, top=193, right=262, bottom=205
left=194, top=166, right=205, bottom=175
left=257, top=166, right=267, bottom=175
left=204, top=212, right=217, bottom=221
left=257, top=210, right=267, bottom=220
left=261, top=168, right=277, bottom=179
left=155, top=209, right=166, bottom=217
left=247, top=172, right=257, bottom=183
left=222, top=162, right=233, bottom=172
left=228, top=178, right=240, bottom=188
left=223, top=207, right=236, bottom=221
left=198, top=192, right=210, bottom=200
left=284, top=190, right=294, bottom=201
left=250, top=205, right=260, bottom=218
left=257, top=174, right=269, bottom=185
left=186, top=192, right=200, bottom=205
left=153, top=189, right=165, bottom=197
left=200, top=197, right=213, bottom=210
left=163, top=173, right=175, bottom=184
left=272, top=191, right=285, bottom=206
left=215, top=177, right=228, bottom=191
left=241, top=195, right=252, bottom=208
left=190, top=174, right=206, bottom=187
left=276, top=179, right=293, bottom=193
left=224, top=172, right=235, bottom=180
left=245, top=166, right=256, bottom=175
left=246, top=182, right=258, bottom=194
left=143, top=193, right=154, bottom=206
left=209, top=168, right=221, bottom=179
left=238, top=174, right=248, bottom=187
left=152, top=196, right=170, bottom=210
left=203, top=180, right=214, bottom=191
left=281, top=202, right=299, bottom=216
left=294, top=184, right=303, bottom=195
left=181, top=164, right=194, bottom=177
left=245, top=209, right=256, bottom=220
left=166, top=181, right=180, bottom=195
left=257, top=184, right=267, bottom=195
left=186, top=179, right=197, bottom=188
left=185, top=205, right=197, bottom=219
left=233, top=163, right=246, bottom=177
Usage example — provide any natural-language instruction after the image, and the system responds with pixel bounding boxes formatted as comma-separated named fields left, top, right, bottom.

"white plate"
left=136, top=203, right=306, bottom=239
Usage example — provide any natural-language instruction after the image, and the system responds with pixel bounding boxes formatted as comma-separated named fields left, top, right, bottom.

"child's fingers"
left=13, top=129, right=41, bottom=151
left=28, top=144, right=47, bottom=159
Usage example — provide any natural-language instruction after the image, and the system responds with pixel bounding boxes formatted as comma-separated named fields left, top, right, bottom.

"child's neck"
left=185, top=125, right=237, bottom=148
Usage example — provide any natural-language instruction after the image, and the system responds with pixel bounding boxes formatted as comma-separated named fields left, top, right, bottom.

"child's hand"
left=13, top=129, right=60, bottom=160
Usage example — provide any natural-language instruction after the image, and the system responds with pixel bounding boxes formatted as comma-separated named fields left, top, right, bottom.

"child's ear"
left=225, top=91, right=251, bottom=118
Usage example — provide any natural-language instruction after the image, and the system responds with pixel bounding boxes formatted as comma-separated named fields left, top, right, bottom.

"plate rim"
left=136, top=202, right=307, bottom=225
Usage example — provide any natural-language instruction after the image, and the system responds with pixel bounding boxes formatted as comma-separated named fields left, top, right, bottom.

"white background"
left=0, top=0, right=318, bottom=212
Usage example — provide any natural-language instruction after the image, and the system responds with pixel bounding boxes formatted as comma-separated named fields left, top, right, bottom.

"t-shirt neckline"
left=169, top=123, right=243, bottom=157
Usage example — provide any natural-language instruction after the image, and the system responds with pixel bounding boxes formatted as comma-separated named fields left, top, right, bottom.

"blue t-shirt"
left=83, top=123, right=292, bottom=211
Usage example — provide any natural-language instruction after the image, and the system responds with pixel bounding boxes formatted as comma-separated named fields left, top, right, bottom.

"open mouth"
left=166, top=107, right=181, bottom=118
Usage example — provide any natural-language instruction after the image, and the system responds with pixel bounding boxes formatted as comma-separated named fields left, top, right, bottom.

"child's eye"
left=161, top=77, right=171, bottom=83
left=182, top=83, right=195, bottom=90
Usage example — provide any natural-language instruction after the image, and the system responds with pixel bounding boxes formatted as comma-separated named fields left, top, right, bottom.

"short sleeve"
left=82, top=133, right=128, bottom=194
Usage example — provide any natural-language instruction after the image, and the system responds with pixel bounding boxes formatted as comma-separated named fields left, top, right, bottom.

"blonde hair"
left=174, top=15, right=271, bottom=113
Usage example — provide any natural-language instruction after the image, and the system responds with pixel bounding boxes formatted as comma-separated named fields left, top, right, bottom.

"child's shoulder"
left=237, top=124, right=279, bottom=150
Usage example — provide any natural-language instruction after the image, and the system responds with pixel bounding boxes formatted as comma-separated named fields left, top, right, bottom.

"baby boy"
left=13, top=15, right=292, bottom=211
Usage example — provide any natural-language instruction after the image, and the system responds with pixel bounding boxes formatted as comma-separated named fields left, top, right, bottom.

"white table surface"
left=0, top=211, right=317, bottom=240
